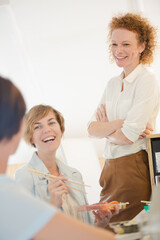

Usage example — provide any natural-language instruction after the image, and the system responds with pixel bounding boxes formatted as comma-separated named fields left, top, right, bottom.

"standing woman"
left=88, top=13, right=160, bottom=223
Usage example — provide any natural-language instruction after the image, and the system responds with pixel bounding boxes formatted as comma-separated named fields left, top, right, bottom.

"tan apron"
left=100, top=150, right=151, bottom=224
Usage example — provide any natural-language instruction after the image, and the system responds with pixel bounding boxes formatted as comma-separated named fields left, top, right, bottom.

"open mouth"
left=42, top=136, right=55, bottom=143
left=116, top=56, right=127, bottom=60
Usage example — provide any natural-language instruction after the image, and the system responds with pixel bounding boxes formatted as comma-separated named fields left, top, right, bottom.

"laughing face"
left=31, top=111, right=62, bottom=154
left=111, top=28, right=145, bottom=77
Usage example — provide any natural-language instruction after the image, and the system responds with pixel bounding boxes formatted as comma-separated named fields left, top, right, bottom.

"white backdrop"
left=0, top=0, right=160, bottom=202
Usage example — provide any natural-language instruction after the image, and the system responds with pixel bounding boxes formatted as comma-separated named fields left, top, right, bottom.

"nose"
left=115, top=45, right=123, bottom=55
left=43, top=125, right=51, bottom=133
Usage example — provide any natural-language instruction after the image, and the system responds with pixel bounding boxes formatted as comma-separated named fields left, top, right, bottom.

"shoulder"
left=139, top=67, right=158, bottom=84
left=108, top=75, right=120, bottom=85
left=15, top=161, right=33, bottom=178
left=134, top=67, right=160, bottom=95
left=14, top=156, right=36, bottom=184
left=0, top=176, right=56, bottom=240
left=15, top=152, right=37, bottom=177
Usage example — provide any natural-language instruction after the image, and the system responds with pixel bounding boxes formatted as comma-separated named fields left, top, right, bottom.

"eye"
left=34, top=125, right=40, bottom=130
left=49, top=121, right=56, bottom=125
left=123, top=43, right=130, bottom=46
left=111, top=43, right=117, bottom=46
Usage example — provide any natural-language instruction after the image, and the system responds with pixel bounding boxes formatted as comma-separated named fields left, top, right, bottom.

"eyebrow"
left=111, top=40, right=131, bottom=43
left=48, top=118, right=56, bottom=122
left=34, top=118, right=56, bottom=125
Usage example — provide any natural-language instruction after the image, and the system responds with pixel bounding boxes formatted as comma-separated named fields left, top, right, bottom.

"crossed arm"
left=88, top=104, right=153, bottom=145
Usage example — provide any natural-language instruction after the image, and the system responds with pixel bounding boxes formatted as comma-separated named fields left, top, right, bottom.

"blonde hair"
left=108, top=13, right=157, bottom=65
left=24, top=104, right=65, bottom=147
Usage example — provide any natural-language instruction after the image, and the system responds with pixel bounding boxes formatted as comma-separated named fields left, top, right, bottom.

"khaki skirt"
left=100, top=150, right=151, bottom=223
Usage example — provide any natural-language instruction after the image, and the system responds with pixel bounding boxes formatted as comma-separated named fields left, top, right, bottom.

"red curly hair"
left=108, top=13, right=157, bottom=65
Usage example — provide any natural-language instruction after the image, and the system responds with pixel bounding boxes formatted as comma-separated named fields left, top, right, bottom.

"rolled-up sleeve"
left=121, top=73, right=160, bottom=142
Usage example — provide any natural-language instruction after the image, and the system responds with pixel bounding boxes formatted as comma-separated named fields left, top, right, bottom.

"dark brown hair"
left=0, top=76, right=26, bottom=140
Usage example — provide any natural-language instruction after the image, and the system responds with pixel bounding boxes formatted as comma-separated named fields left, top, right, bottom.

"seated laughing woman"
left=0, top=76, right=116, bottom=240
left=15, top=104, right=117, bottom=228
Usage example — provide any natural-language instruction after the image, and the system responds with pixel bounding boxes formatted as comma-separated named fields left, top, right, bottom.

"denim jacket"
left=15, top=152, right=94, bottom=225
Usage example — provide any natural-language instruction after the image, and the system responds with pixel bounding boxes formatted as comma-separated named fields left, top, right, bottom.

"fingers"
left=48, top=179, right=69, bottom=193
left=139, top=123, right=154, bottom=139
left=96, top=111, right=100, bottom=121
left=94, top=203, right=120, bottom=228
left=93, top=209, right=113, bottom=228
left=54, top=174, right=68, bottom=181
left=101, top=104, right=106, bottom=113
left=93, top=209, right=112, bottom=220
left=92, top=211, right=102, bottom=220
left=49, top=183, right=69, bottom=193
left=96, top=104, right=108, bottom=122
left=96, top=107, right=103, bottom=121
left=112, top=205, right=120, bottom=216
left=143, top=129, right=151, bottom=135
left=139, top=135, right=144, bottom=139
left=50, top=187, right=68, bottom=197
left=99, top=209, right=112, bottom=219
left=139, top=128, right=153, bottom=139
left=146, top=124, right=153, bottom=132
left=48, top=179, right=69, bottom=208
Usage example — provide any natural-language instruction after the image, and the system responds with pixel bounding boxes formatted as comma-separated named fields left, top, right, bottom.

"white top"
left=62, top=193, right=83, bottom=221
left=0, top=175, right=57, bottom=240
left=89, top=64, right=160, bottom=159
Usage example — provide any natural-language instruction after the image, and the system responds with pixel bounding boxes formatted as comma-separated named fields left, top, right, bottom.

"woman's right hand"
left=96, top=104, right=108, bottom=122
left=93, top=205, right=119, bottom=228
left=48, top=174, right=69, bottom=208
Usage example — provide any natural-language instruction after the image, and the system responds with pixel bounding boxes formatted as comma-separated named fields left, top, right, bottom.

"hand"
left=96, top=104, right=108, bottom=122
left=139, top=124, right=153, bottom=139
left=93, top=205, right=119, bottom=228
left=48, top=174, right=69, bottom=208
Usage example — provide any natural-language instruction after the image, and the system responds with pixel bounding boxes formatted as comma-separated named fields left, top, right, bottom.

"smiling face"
left=111, top=28, right=145, bottom=76
left=31, top=111, right=62, bottom=155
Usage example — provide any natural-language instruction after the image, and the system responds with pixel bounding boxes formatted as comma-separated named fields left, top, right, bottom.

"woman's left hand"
left=139, top=124, right=153, bottom=139
left=93, top=205, right=119, bottom=228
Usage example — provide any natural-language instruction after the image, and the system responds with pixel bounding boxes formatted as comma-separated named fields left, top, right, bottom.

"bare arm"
left=107, top=129, right=133, bottom=145
left=89, top=104, right=153, bottom=145
left=88, top=120, right=123, bottom=138
left=107, top=124, right=154, bottom=145
left=34, top=212, right=116, bottom=240
left=88, top=104, right=123, bottom=138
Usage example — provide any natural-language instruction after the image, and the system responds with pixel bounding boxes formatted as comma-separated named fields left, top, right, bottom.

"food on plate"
left=110, top=220, right=139, bottom=234
left=78, top=201, right=129, bottom=212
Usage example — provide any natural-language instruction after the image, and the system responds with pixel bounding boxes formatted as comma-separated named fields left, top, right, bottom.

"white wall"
left=0, top=0, right=159, bottom=158
left=1, top=0, right=160, bottom=201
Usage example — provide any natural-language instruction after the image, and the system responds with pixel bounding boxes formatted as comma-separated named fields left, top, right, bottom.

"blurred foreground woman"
left=0, top=76, right=115, bottom=240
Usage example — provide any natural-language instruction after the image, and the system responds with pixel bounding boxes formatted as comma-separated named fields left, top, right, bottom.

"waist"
left=107, top=150, right=147, bottom=163
left=103, top=139, right=146, bottom=159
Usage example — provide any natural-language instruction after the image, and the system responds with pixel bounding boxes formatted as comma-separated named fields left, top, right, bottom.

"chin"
left=116, top=63, right=124, bottom=68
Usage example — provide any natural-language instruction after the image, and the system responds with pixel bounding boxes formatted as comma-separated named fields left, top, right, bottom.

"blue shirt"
left=0, top=175, right=57, bottom=240
left=15, top=152, right=94, bottom=225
